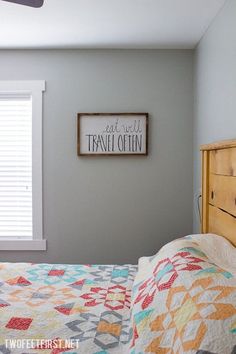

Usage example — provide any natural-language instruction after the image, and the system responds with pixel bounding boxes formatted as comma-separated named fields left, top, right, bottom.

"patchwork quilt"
left=0, top=263, right=137, bottom=354
left=130, top=234, right=236, bottom=354
left=0, top=234, right=236, bottom=354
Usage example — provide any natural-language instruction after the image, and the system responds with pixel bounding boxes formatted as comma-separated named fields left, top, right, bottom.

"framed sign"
left=77, top=113, right=148, bottom=156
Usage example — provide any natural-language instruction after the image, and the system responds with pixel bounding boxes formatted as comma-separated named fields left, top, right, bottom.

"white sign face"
left=78, top=114, right=148, bottom=156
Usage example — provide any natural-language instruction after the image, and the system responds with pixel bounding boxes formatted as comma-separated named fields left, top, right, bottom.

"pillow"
left=187, top=233, right=236, bottom=275
left=129, top=235, right=236, bottom=353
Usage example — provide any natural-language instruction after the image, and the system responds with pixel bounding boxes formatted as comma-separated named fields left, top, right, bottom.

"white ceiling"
left=0, top=0, right=227, bottom=49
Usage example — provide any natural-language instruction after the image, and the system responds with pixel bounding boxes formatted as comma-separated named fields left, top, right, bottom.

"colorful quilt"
left=0, top=234, right=236, bottom=354
left=130, top=234, right=236, bottom=354
left=0, top=263, right=137, bottom=354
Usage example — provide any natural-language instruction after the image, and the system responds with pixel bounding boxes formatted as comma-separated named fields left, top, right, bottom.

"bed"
left=0, top=139, right=236, bottom=354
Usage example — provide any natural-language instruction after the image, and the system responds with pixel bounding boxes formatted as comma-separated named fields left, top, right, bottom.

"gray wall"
left=0, top=49, right=193, bottom=264
left=193, top=0, right=236, bottom=232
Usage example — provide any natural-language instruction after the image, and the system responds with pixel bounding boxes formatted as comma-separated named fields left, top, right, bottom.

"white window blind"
left=0, top=93, right=33, bottom=239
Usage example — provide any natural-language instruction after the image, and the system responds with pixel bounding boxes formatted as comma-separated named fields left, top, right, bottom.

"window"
left=0, top=81, right=46, bottom=250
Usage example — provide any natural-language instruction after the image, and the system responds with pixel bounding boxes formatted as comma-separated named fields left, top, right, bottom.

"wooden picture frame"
left=77, top=113, right=148, bottom=156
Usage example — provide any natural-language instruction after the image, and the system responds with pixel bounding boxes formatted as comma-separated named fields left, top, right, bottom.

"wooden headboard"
left=201, top=139, right=236, bottom=247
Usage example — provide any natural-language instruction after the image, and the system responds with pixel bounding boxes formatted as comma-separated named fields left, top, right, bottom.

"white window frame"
left=0, top=81, right=46, bottom=251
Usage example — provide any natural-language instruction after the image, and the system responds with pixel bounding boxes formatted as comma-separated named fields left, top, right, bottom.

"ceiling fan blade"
left=2, top=0, right=44, bottom=7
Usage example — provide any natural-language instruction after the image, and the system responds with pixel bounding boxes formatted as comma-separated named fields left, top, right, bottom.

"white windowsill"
left=0, top=239, right=47, bottom=251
